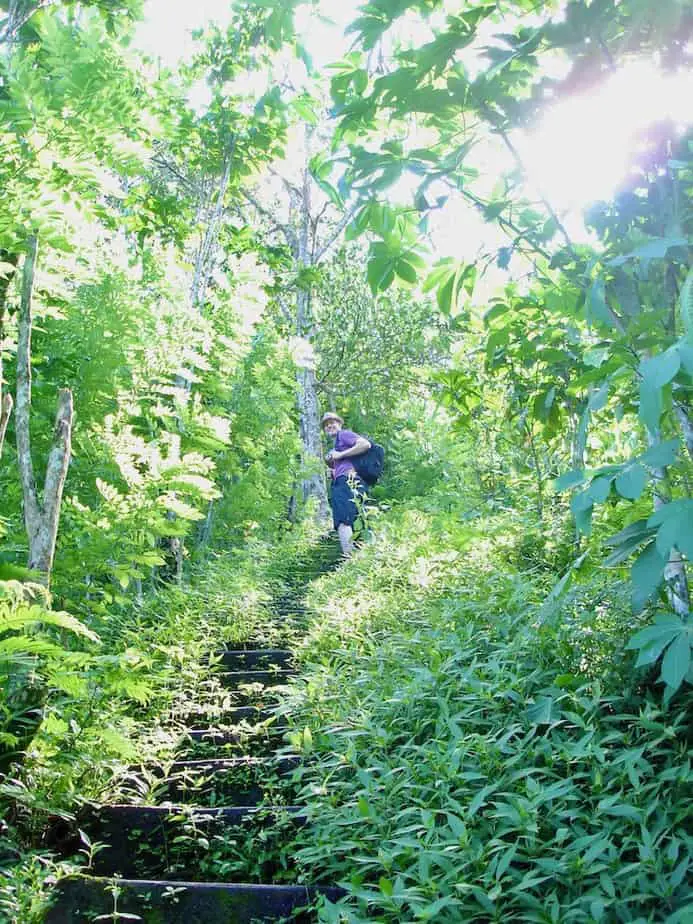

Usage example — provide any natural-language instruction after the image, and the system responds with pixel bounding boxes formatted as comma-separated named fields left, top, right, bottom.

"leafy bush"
left=282, top=507, right=693, bottom=923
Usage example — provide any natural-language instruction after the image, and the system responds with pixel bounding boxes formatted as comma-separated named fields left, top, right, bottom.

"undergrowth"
left=2, top=493, right=692, bottom=923
left=281, top=506, right=693, bottom=923
left=0, top=522, right=330, bottom=923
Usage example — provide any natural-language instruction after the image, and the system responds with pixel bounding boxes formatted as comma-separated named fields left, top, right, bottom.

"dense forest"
left=1, top=0, right=692, bottom=921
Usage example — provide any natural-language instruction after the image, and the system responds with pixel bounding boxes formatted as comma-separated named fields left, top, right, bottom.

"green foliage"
left=0, top=580, right=97, bottom=766
left=314, top=245, right=450, bottom=420
left=281, top=502, right=692, bottom=923
left=2, top=0, right=693, bottom=918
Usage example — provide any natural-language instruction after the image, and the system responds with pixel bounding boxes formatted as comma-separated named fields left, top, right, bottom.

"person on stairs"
left=322, top=411, right=370, bottom=557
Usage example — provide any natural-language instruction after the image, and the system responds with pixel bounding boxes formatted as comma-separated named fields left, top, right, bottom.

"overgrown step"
left=82, top=804, right=306, bottom=879
left=220, top=669, right=296, bottom=688
left=180, top=726, right=285, bottom=759
left=45, top=877, right=345, bottom=923
left=216, top=648, right=295, bottom=670
left=174, top=701, right=281, bottom=726
left=218, top=669, right=296, bottom=704
left=154, top=756, right=300, bottom=805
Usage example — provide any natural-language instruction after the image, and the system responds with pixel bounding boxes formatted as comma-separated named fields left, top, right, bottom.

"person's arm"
left=332, top=435, right=371, bottom=460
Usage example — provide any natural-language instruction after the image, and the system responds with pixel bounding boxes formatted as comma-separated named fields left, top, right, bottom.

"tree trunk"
left=297, top=362, right=329, bottom=519
left=649, top=429, right=690, bottom=616
left=190, top=153, right=233, bottom=315
left=0, top=392, right=11, bottom=459
left=1, top=1, right=53, bottom=45
left=294, top=146, right=329, bottom=522
left=243, top=127, right=351, bottom=525
left=674, top=403, right=693, bottom=462
left=169, top=152, right=233, bottom=578
left=15, top=235, right=74, bottom=583
left=0, top=250, right=18, bottom=459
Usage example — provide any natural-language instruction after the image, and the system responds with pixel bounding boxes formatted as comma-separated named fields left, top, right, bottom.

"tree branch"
left=1, top=0, right=55, bottom=44
left=268, top=165, right=303, bottom=199
left=37, top=387, right=73, bottom=575
left=0, top=253, right=18, bottom=460
left=315, top=206, right=360, bottom=262
left=242, top=189, right=299, bottom=253
left=150, top=151, right=196, bottom=191
left=0, top=393, right=12, bottom=460
left=15, top=235, right=40, bottom=529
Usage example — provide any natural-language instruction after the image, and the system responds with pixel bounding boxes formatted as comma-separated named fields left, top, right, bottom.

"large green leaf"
left=555, top=469, right=585, bottom=492
left=609, top=236, right=687, bottom=267
left=587, top=279, right=617, bottom=328
left=631, top=541, right=667, bottom=612
left=614, top=464, right=647, bottom=501
left=638, top=379, right=663, bottom=433
left=588, top=475, right=612, bottom=503
left=570, top=490, right=593, bottom=536
left=660, top=632, right=691, bottom=691
left=394, top=259, right=417, bottom=284
left=639, top=439, right=679, bottom=469
left=677, top=340, right=693, bottom=374
left=648, top=500, right=693, bottom=559
left=640, top=349, right=680, bottom=388
left=627, top=613, right=686, bottom=650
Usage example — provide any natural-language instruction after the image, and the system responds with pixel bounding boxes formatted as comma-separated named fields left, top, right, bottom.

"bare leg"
left=337, top=523, right=354, bottom=557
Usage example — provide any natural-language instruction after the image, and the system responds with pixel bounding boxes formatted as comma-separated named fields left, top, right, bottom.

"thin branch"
left=475, top=97, right=576, bottom=254
left=496, top=123, right=575, bottom=253
left=39, top=387, right=73, bottom=568
left=315, top=206, right=360, bottom=262
left=150, top=152, right=196, bottom=191
left=242, top=189, right=299, bottom=253
left=598, top=36, right=617, bottom=72
left=276, top=295, right=294, bottom=326
left=15, top=234, right=40, bottom=528
left=268, top=165, right=303, bottom=199
left=459, top=186, right=555, bottom=265
left=1, top=0, right=54, bottom=44
left=0, top=393, right=12, bottom=460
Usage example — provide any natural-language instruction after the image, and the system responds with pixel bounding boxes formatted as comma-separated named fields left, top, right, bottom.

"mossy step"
left=45, top=876, right=345, bottom=923
left=175, top=704, right=281, bottom=728
left=220, top=669, right=296, bottom=688
left=217, top=670, right=296, bottom=704
left=216, top=649, right=295, bottom=670
left=155, top=756, right=300, bottom=805
left=81, top=804, right=306, bottom=879
left=179, top=720, right=286, bottom=758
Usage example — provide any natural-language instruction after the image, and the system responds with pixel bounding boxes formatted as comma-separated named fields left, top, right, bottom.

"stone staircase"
left=44, top=541, right=345, bottom=923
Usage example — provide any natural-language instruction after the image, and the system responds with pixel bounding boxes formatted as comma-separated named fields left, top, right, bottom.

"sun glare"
left=518, top=61, right=693, bottom=213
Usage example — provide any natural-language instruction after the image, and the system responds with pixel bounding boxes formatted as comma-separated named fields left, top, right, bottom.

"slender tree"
left=15, top=237, right=73, bottom=581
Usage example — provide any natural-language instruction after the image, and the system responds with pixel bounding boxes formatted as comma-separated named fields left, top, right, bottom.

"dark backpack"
left=353, top=438, right=385, bottom=485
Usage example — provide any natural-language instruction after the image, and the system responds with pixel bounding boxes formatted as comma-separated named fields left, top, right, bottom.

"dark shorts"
left=330, top=474, right=366, bottom=529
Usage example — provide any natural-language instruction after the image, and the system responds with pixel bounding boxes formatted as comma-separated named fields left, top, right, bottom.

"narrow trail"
left=46, top=539, right=344, bottom=923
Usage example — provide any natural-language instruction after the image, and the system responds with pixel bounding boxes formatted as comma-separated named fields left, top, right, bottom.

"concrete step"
left=220, top=669, right=296, bottom=688
left=215, top=648, right=295, bottom=671
left=180, top=729, right=284, bottom=759
left=81, top=804, right=306, bottom=879
left=175, top=703, right=280, bottom=728
left=155, top=756, right=300, bottom=805
left=45, top=876, right=345, bottom=923
left=218, top=670, right=296, bottom=704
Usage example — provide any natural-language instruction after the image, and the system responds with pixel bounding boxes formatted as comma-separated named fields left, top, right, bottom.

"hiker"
left=322, top=412, right=371, bottom=557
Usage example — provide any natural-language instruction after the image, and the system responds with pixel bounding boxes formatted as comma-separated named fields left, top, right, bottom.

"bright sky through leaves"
left=519, top=60, right=693, bottom=214
left=136, top=1, right=693, bottom=244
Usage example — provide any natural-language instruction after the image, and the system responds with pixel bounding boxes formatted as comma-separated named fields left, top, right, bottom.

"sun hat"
left=321, top=412, right=344, bottom=427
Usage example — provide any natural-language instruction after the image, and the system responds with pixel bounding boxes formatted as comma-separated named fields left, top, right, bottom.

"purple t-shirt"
left=331, top=429, right=359, bottom=480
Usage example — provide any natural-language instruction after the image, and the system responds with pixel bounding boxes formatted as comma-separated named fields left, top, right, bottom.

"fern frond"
left=0, top=606, right=100, bottom=643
